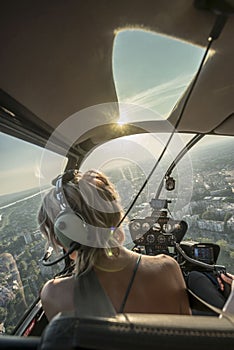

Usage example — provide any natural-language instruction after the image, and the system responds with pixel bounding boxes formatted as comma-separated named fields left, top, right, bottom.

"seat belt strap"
left=187, top=288, right=234, bottom=325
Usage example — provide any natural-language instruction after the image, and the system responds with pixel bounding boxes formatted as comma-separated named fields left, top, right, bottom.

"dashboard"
left=129, top=211, right=188, bottom=256
left=129, top=210, right=220, bottom=270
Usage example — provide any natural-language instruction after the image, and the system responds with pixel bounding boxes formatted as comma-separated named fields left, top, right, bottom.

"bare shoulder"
left=142, top=253, right=183, bottom=280
left=157, top=254, right=182, bottom=274
left=143, top=253, right=179, bottom=269
left=40, top=276, right=73, bottom=301
left=40, top=277, right=74, bottom=320
left=40, top=279, right=57, bottom=302
left=159, top=253, right=180, bottom=266
left=40, top=276, right=74, bottom=320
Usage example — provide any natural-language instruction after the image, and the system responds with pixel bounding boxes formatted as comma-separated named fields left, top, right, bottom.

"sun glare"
left=117, top=120, right=126, bottom=126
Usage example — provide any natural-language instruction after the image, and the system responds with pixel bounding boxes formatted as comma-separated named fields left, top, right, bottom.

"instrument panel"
left=129, top=215, right=187, bottom=256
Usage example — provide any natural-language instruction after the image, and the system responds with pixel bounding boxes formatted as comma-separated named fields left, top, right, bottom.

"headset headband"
left=54, top=169, right=79, bottom=210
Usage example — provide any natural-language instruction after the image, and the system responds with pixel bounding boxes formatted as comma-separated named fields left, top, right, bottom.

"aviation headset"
left=53, top=169, right=119, bottom=251
left=53, top=170, right=88, bottom=250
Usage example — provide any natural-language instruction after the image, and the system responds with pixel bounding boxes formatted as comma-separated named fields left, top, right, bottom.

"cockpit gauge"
left=152, top=223, right=161, bottom=231
left=173, top=223, right=181, bottom=231
left=165, top=177, right=175, bottom=191
left=157, top=234, right=166, bottom=244
left=142, top=222, right=150, bottom=232
left=163, top=223, right=172, bottom=232
left=135, top=233, right=144, bottom=243
left=131, top=221, right=141, bottom=231
left=146, top=234, right=155, bottom=244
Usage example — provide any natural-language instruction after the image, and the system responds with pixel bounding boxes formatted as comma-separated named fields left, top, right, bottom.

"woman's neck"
left=94, top=247, right=135, bottom=273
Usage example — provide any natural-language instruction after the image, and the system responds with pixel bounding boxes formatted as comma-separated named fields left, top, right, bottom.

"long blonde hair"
left=38, top=169, right=124, bottom=275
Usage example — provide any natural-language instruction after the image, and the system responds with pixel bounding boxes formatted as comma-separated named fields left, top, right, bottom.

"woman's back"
left=40, top=250, right=191, bottom=320
left=39, top=170, right=190, bottom=321
left=94, top=252, right=190, bottom=315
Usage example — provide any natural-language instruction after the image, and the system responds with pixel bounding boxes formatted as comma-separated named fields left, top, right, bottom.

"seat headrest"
left=38, top=312, right=234, bottom=350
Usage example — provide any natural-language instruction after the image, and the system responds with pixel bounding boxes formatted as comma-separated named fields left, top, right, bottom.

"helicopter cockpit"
left=0, top=0, right=234, bottom=349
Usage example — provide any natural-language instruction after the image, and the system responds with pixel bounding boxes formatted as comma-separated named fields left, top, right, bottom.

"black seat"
left=38, top=312, right=234, bottom=350
left=0, top=335, right=40, bottom=350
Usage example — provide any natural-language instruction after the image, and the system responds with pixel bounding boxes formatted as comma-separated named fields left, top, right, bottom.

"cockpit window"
left=80, top=132, right=195, bottom=215
left=81, top=134, right=234, bottom=270
left=0, top=132, right=67, bottom=334
left=113, top=30, right=205, bottom=122
left=182, top=135, right=234, bottom=270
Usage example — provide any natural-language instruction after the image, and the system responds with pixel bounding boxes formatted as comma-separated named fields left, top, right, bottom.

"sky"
left=0, top=29, right=216, bottom=196
left=0, top=132, right=67, bottom=195
left=113, top=30, right=205, bottom=120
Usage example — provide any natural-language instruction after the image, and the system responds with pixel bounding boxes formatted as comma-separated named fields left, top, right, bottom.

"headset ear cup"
left=54, top=225, right=74, bottom=249
left=54, top=210, right=88, bottom=248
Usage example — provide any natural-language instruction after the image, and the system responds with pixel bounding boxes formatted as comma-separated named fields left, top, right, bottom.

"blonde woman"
left=38, top=169, right=191, bottom=321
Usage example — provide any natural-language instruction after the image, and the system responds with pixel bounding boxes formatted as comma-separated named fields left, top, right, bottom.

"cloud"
left=122, top=73, right=194, bottom=117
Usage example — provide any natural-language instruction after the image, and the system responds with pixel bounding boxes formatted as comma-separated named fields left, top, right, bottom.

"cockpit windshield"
left=113, top=30, right=205, bottom=122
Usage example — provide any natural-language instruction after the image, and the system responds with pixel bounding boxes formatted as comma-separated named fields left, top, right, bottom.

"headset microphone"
left=42, top=241, right=81, bottom=266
